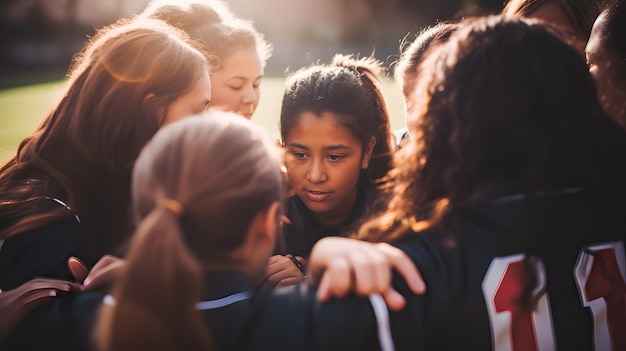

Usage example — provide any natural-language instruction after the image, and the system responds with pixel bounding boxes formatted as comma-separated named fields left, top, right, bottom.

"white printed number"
left=482, top=242, right=626, bottom=351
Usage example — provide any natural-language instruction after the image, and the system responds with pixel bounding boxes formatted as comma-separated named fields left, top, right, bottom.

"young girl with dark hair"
left=267, top=54, right=395, bottom=286
left=5, top=112, right=420, bottom=351
left=314, top=15, right=626, bottom=350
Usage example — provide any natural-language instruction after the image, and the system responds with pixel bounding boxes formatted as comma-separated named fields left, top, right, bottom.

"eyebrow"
left=227, top=74, right=264, bottom=82
left=287, top=143, right=352, bottom=152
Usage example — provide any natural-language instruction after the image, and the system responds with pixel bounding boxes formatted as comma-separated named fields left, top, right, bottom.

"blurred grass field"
left=0, top=77, right=407, bottom=164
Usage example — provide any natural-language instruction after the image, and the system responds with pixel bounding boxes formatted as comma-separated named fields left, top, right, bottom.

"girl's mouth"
left=303, top=189, right=331, bottom=202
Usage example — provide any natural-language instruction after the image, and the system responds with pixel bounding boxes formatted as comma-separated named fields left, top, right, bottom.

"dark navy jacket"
left=278, top=178, right=380, bottom=259
left=0, top=217, right=81, bottom=291
left=391, top=187, right=626, bottom=350
left=6, top=270, right=415, bottom=351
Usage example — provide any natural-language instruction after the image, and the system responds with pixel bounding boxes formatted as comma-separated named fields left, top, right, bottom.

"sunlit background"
left=0, top=0, right=505, bottom=83
left=0, top=0, right=505, bottom=161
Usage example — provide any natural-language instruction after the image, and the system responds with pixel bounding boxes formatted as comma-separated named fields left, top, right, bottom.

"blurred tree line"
left=0, top=0, right=506, bottom=87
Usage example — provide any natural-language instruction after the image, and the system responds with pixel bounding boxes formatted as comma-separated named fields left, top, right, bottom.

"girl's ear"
left=247, top=202, right=280, bottom=249
left=262, top=202, right=280, bottom=245
left=362, top=136, right=376, bottom=169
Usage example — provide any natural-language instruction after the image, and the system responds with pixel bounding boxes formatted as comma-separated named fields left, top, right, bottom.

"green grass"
left=0, top=81, right=68, bottom=163
left=0, top=77, right=407, bottom=163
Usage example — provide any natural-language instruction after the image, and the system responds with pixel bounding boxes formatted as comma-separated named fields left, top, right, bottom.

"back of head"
left=502, top=0, right=601, bottom=41
left=141, top=0, right=272, bottom=69
left=414, top=15, right=625, bottom=197
left=280, top=54, right=393, bottom=182
left=143, top=0, right=236, bottom=23
left=132, top=112, right=282, bottom=257
left=98, top=112, right=282, bottom=351
left=0, top=18, right=207, bottom=253
left=395, top=22, right=458, bottom=98
left=362, top=15, right=626, bottom=241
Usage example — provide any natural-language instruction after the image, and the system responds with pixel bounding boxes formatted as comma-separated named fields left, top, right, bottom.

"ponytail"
left=96, top=205, right=213, bottom=351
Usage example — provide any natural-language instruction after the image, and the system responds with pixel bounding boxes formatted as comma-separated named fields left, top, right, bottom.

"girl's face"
left=162, top=69, right=212, bottom=126
left=586, top=12, right=625, bottom=122
left=527, top=2, right=586, bottom=55
left=209, top=46, right=263, bottom=119
left=283, top=111, right=373, bottom=226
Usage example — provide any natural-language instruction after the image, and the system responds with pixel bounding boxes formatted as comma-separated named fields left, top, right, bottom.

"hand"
left=308, top=237, right=426, bottom=311
left=0, top=278, right=82, bottom=340
left=68, top=254, right=125, bottom=290
left=264, top=254, right=307, bottom=287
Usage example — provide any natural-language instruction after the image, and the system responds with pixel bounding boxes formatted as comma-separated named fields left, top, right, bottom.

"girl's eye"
left=294, top=152, right=307, bottom=160
left=229, top=86, right=243, bottom=91
left=327, top=155, right=344, bottom=161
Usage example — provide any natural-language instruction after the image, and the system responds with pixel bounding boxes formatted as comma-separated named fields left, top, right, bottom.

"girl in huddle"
left=140, top=0, right=272, bottom=119
left=0, top=18, right=210, bottom=292
left=93, top=113, right=417, bottom=351
left=501, top=0, right=602, bottom=55
left=316, top=15, right=626, bottom=350
left=5, top=112, right=423, bottom=351
left=393, top=21, right=458, bottom=148
left=266, top=54, right=395, bottom=286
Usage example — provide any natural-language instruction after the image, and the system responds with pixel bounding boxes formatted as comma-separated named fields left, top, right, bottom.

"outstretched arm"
left=307, top=237, right=425, bottom=311
left=68, top=254, right=124, bottom=290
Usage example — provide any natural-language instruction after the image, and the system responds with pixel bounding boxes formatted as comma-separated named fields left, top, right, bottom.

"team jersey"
left=391, top=187, right=626, bottom=350
left=278, top=178, right=379, bottom=258
left=5, top=270, right=415, bottom=351
left=0, top=198, right=82, bottom=291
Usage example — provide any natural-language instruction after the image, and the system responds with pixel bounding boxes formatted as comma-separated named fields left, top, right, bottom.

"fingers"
left=377, top=243, right=426, bottom=294
left=266, top=269, right=305, bottom=287
left=279, top=215, right=292, bottom=225
left=350, top=251, right=381, bottom=295
left=315, top=257, right=352, bottom=302
left=91, top=254, right=123, bottom=271
left=13, top=278, right=83, bottom=311
left=265, top=255, right=306, bottom=287
left=83, top=256, right=125, bottom=289
left=67, top=256, right=89, bottom=282
left=23, top=278, right=83, bottom=293
left=381, top=289, right=406, bottom=311
left=20, top=289, right=62, bottom=306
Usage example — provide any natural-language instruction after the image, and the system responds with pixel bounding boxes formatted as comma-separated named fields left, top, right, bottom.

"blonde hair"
left=141, top=0, right=273, bottom=68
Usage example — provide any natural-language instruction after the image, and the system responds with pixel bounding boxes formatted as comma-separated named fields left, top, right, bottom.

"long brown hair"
left=0, top=18, right=207, bottom=262
left=97, top=112, right=282, bottom=351
left=358, top=16, right=626, bottom=242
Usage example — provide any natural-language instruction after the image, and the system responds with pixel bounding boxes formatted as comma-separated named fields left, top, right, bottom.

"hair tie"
left=157, top=198, right=183, bottom=216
